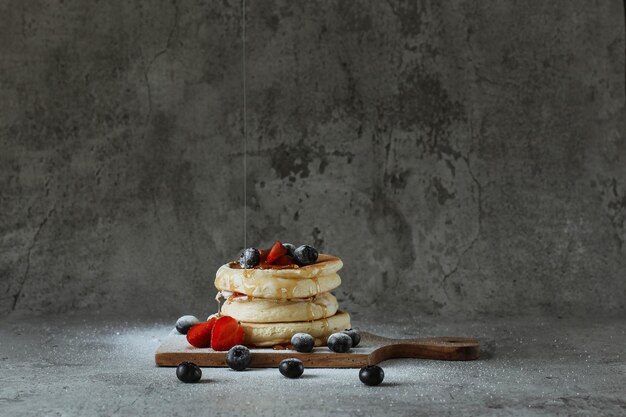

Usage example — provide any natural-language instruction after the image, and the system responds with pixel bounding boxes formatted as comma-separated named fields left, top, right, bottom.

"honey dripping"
left=240, top=275, right=257, bottom=296
left=276, top=281, right=295, bottom=300
left=216, top=295, right=222, bottom=314
left=277, top=287, right=287, bottom=300
left=320, top=302, right=328, bottom=318
left=312, top=277, right=321, bottom=295
left=306, top=299, right=315, bottom=321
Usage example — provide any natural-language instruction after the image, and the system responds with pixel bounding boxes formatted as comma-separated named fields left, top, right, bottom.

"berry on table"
left=226, top=345, right=251, bottom=371
left=359, top=365, right=384, bottom=386
left=279, top=358, right=304, bottom=378
left=291, top=333, right=315, bottom=353
left=176, top=362, right=202, bottom=383
left=293, top=245, right=318, bottom=266
left=176, top=315, right=200, bottom=334
left=175, top=315, right=200, bottom=334
left=327, top=332, right=352, bottom=353
left=239, top=248, right=261, bottom=268
left=341, top=328, right=361, bottom=347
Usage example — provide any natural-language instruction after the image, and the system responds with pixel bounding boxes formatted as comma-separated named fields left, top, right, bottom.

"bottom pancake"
left=240, top=311, right=351, bottom=347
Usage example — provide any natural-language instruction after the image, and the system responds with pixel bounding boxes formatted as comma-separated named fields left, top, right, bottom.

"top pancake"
left=214, top=254, right=343, bottom=299
left=222, top=254, right=342, bottom=279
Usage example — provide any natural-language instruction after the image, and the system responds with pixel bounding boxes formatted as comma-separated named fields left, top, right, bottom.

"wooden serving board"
left=155, top=330, right=480, bottom=368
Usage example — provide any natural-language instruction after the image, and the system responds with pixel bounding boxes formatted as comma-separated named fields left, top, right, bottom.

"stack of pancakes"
left=214, top=254, right=351, bottom=347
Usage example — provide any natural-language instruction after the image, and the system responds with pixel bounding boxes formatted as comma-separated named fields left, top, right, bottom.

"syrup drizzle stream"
left=241, top=0, right=248, bottom=248
left=218, top=0, right=247, bottom=316
left=242, top=0, right=247, bottom=250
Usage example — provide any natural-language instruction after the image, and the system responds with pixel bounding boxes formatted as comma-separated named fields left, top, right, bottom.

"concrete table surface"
left=1, top=313, right=625, bottom=416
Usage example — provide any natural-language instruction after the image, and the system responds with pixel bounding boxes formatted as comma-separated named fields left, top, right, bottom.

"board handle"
left=368, top=336, right=480, bottom=364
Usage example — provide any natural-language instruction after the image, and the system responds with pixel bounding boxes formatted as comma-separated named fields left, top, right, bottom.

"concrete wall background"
left=1, top=0, right=624, bottom=318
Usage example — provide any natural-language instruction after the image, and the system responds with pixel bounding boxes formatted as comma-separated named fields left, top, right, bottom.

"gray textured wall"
left=1, top=0, right=624, bottom=318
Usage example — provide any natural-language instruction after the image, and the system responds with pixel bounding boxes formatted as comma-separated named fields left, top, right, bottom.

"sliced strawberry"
left=258, top=249, right=270, bottom=268
left=266, top=241, right=287, bottom=264
left=210, top=315, right=245, bottom=351
left=186, top=316, right=217, bottom=348
left=273, top=254, right=294, bottom=266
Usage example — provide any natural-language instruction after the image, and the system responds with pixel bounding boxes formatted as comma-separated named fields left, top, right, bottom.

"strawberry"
left=186, top=316, right=217, bottom=348
left=258, top=249, right=270, bottom=268
left=210, top=315, right=245, bottom=351
left=273, top=254, right=294, bottom=266
left=266, top=241, right=287, bottom=264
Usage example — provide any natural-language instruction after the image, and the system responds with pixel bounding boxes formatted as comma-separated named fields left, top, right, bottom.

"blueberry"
left=226, top=345, right=251, bottom=371
left=175, top=315, right=200, bottom=334
left=176, top=362, right=202, bottom=383
left=283, top=243, right=297, bottom=257
left=359, top=365, right=384, bottom=386
left=239, top=247, right=260, bottom=268
left=341, top=328, right=361, bottom=348
left=291, top=333, right=315, bottom=353
left=279, top=358, right=304, bottom=378
left=327, top=332, right=352, bottom=353
left=293, top=245, right=318, bottom=266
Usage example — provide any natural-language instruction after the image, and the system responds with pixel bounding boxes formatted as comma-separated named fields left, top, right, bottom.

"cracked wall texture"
left=0, top=0, right=625, bottom=318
